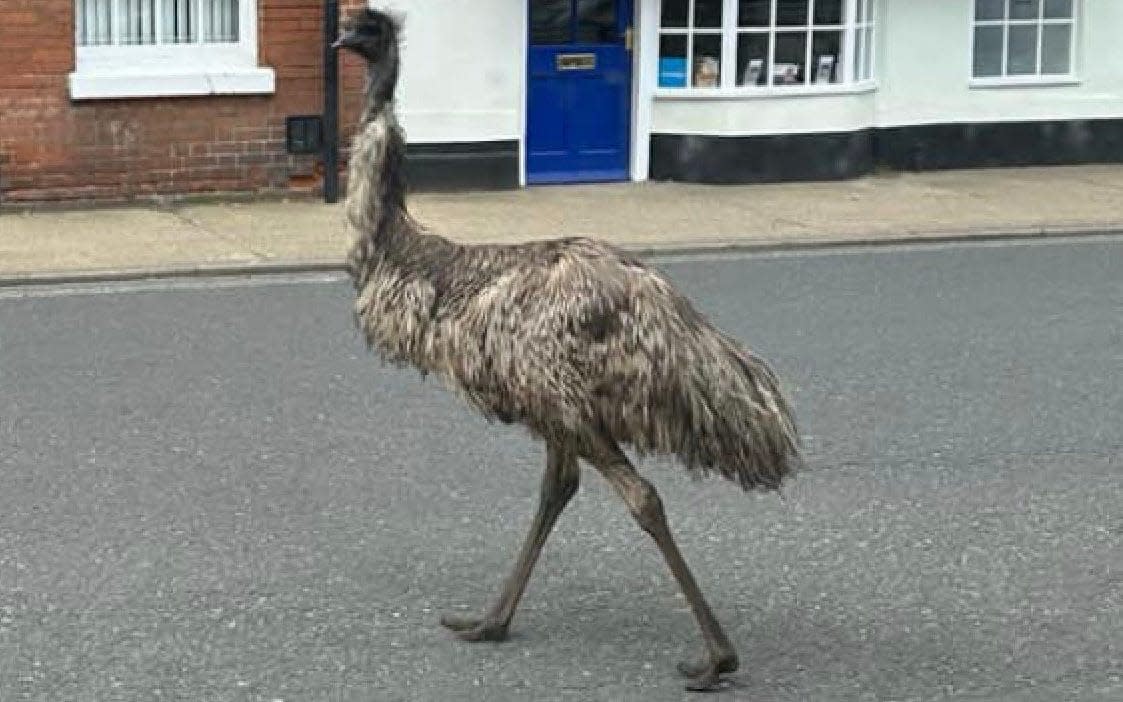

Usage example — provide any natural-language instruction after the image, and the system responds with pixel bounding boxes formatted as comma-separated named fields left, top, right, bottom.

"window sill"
left=68, top=67, right=276, bottom=101
left=653, top=80, right=878, bottom=100
left=969, top=76, right=1081, bottom=89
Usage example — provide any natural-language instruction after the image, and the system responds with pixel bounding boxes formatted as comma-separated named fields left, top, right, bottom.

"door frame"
left=519, top=0, right=653, bottom=186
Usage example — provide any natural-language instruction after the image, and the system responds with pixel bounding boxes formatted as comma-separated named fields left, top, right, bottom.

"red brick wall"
left=0, top=0, right=368, bottom=203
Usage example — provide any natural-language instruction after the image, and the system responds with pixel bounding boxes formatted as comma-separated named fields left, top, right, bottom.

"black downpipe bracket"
left=322, top=0, right=340, bottom=203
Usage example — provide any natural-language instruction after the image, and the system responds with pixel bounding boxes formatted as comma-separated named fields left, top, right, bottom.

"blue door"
left=527, top=0, right=633, bottom=184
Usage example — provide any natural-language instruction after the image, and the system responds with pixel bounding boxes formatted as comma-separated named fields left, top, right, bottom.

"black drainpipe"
left=322, top=0, right=340, bottom=203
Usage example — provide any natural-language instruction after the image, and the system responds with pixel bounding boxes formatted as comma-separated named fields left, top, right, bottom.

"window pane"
left=861, top=27, right=873, bottom=78
left=737, top=32, right=769, bottom=85
left=1043, top=0, right=1073, bottom=19
left=577, top=0, right=616, bottom=42
left=1007, top=24, right=1038, bottom=74
left=202, top=0, right=238, bottom=43
left=973, top=25, right=1003, bottom=76
left=814, top=0, right=842, bottom=25
left=853, top=25, right=864, bottom=80
left=661, top=0, right=688, bottom=28
left=532, top=0, right=572, bottom=44
left=118, top=0, right=156, bottom=45
left=1008, top=0, right=1040, bottom=21
left=738, top=0, right=770, bottom=27
left=1041, top=23, right=1071, bottom=73
left=695, top=0, right=723, bottom=28
left=776, top=0, right=809, bottom=27
left=693, top=34, right=722, bottom=87
left=658, top=34, right=688, bottom=87
left=164, top=0, right=195, bottom=43
left=975, top=0, right=1004, bottom=21
left=811, top=31, right=841, bottom=83
left=77, top=0, right=113, bottom=46
left=773, top=31, right=807, bottom=84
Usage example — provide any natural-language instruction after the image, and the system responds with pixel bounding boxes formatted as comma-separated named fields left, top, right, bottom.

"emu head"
left=333, top=8, right=401, bottom=69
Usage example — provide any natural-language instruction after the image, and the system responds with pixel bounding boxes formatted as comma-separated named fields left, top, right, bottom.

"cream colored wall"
left=384, top=0, right=524, bottom=143
left=877, top=0, right=1123, bottom=125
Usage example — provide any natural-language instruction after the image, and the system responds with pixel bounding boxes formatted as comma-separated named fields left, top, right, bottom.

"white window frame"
left=69, top=0, right=275, bottom=100
left=655, top=0, right=877, bottom=98
left=969, top=0, right=1080, bottom=88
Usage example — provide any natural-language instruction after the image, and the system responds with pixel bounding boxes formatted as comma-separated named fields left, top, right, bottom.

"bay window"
left=657, top=0, right=876, bottom=90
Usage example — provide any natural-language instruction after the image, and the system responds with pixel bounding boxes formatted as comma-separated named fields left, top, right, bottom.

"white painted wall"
left=383, top=0, right=524, bottom=143
left=647, top=0, right=1123, bottom=137
left=877, top=0, right=1123, bottom=125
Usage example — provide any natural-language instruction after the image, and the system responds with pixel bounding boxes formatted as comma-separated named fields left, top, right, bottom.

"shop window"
left=658, top=0, right=875, bottom=90
left=70, top=0, right=273, bottom=100
left=972, top=0, right=1076, bottom=79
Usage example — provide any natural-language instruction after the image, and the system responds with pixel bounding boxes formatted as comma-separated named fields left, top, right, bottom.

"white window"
left=972, top=0, right=1077, bottom=81
left=656, top=0, right=876, bottom=91
left=69, top=0, right=274, bottom=100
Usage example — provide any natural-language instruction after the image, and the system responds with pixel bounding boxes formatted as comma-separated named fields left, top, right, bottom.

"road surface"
left=1, top=237, right=1120, bottom=701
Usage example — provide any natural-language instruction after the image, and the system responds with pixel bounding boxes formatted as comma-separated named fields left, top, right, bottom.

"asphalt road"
left=1, top=238, right=1120, bottom=702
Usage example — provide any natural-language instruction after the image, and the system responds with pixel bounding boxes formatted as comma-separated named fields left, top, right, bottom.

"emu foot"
left=676, top=652, right=739, bottom=692
left=439, top=614, right=509, bottom=642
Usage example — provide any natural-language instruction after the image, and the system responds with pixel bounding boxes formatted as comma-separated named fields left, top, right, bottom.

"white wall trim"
left=654, top=81, right=879, bottom=100
left=69, top=68, right=276, bottom=100
left=518, top=2, right=529, bottom=187
left=652, top=122, right=871, bottom=137
left=968, top=76, right=1082, bottom=89
left=875, top=112, right=1122, bottom=129
left=631, top=0, right=657, bottom=181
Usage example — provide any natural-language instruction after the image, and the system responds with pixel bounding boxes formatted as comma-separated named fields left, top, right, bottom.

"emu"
left=334, top=8, right=800, bottom=692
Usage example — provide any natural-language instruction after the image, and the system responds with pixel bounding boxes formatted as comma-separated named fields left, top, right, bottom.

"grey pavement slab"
left=2, top=166, right=1123, bottom=283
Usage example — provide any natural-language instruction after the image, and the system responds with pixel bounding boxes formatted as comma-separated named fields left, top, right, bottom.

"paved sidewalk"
left=2, top=165, right=1123, bottom=284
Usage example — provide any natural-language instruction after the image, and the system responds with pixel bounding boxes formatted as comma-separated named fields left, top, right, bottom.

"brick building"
left=0, top=0, right=367, bottom=203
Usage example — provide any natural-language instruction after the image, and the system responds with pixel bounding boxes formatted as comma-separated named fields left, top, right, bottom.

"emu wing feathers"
left=354, top=235, right=798, bottom=490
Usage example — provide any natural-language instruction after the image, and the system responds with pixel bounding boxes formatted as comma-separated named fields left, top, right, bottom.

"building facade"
left=0, top=0, right=369, bottom=203
left=1, top=1, right=1122, bottom=203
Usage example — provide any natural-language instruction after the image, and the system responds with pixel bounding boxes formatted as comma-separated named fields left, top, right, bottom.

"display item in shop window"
left=814, top=55, right=836, bottom=83
left=659, top=56, right=688, bottom=87
left=694, top=55, right=720, bottom=87
left=773, top=62, right=802, bottom=85
left=742, top=58, right=765, bottom=86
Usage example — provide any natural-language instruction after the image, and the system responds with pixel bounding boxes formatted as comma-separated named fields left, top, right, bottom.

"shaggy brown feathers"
left=343, top=27, right=799, bottom=494
left=335, top=7, right=803, bottom=690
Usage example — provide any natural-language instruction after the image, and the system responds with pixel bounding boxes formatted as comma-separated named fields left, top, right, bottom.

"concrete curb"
left=624, top=224, right=1123, bottom=257
left=1, top=224, right=1120, bottom=289
left=0, top=260, right=346, bottom=288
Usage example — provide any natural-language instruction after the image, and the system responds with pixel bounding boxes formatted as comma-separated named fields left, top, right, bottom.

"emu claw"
left=677, top=654, right=739, bottom=692
left=439, top=614, right=509, bottom=642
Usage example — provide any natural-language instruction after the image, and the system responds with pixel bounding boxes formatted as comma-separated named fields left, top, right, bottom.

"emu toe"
left=677, top=653, right=739, bottom=692
left=439, top=614, right=509, bottom=642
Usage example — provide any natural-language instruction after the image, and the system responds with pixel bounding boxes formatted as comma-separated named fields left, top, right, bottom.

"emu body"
left=336, top=9, right=800, bottom=692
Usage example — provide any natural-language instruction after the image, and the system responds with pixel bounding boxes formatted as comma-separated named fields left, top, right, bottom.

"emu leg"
left=441, top=442, right=579, bottom=642
left=585, top=437, right=738, bottom=692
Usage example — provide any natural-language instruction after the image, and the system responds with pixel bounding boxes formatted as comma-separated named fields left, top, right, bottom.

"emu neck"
left=345, top=61, right=408, bottom=248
